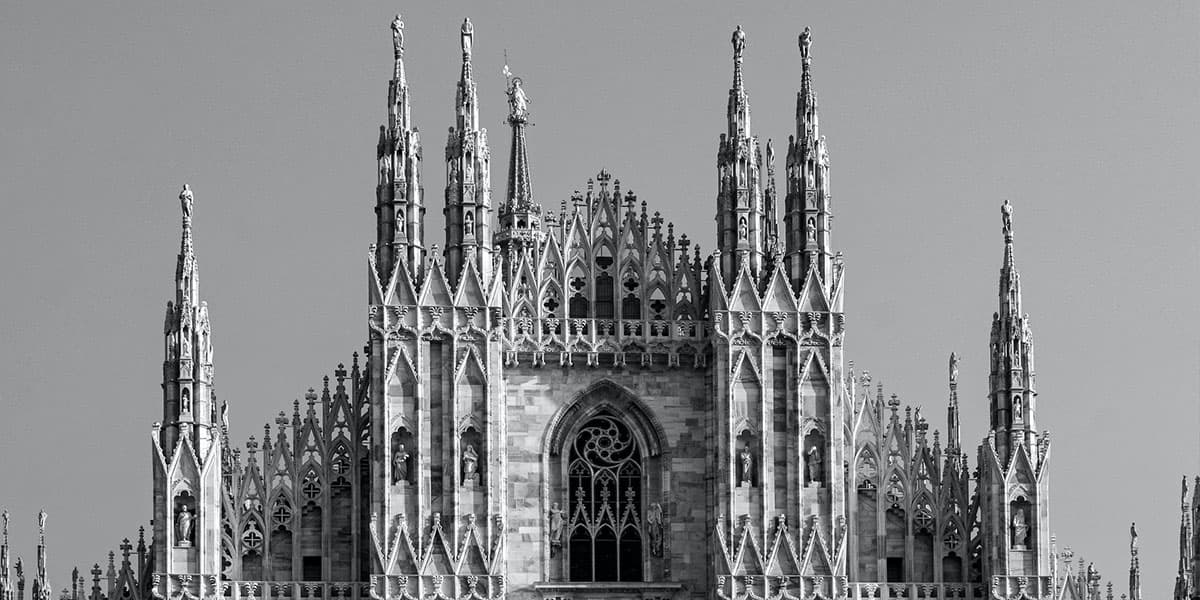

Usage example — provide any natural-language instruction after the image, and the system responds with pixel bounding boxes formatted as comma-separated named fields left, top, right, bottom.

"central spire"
left=496, top=63, right=543, bottom=286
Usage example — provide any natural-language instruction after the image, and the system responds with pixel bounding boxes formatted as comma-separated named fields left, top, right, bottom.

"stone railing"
left=219, top=581, right=367, bottom=600
left=845, top=582, right=987, bottom=600
left=502, top=317, right=709, bottom=368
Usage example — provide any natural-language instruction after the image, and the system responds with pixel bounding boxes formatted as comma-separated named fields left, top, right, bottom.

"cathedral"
left=0, top=14, right=1141, bottom=600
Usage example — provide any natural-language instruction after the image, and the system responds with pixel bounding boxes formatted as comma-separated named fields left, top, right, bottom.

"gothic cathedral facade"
left=125, top=15, right=1070, bottom=600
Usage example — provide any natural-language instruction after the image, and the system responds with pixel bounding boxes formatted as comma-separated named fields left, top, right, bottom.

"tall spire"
left=32, top=512, right=47, bottom=600
left=443, top=16, right=492, bottom=286
left=715, top=25, right=766, bottom=287
left=377, top=13, right=425, bottom=286
left=153, top=185, right=223, bottom=586
left=1129, top=522, right=1141, bottom=600
left=496, top=62, right=543, bottom=286
left=1, top=510, right=10, bottom=600
left=784, top=26, right=833, bottom=291
left=1177, top=476, right=1193, bottom=600
left=947, top=351, right=961, bottom=450
left=988, top=200, right=1038, bottom=461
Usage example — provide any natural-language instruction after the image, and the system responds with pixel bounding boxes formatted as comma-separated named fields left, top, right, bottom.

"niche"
left=460, top=427, right=483, bottom=486
left=803, top=430, right=825, bottom=486
left=173, top=491, right=197, bottom=547
left=390, top=427, right=414, bottom=485
left=735, top=430, right=757, bottom=487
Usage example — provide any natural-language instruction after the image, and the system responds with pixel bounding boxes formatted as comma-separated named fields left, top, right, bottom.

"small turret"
left=784, top=27, right=833, bottom=291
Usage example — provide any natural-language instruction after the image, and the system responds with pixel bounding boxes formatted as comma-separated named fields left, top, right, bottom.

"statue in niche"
left=392, top=444, right=409, bottom=484
left=738, top=446, right=753, bottom=487
left=1013, top=396, right=1023, bottom=422
left=548, top=502, right=564, bottom=554
left=180, top=389, right=191, bottom=416
left=462, top=443, right=479, bottom=485
left=646, top=502, right=664, bottom=557
left=806, top=445, right=824, bottom=484
left=176, top=504, right=193, bottom=546
left=738, top=217, right=748, bottom=241
left=464, top=212, right=475, bottom=238
left=806, top=217, right=816, bottom=241
left=1011, top=507, right=1028, bottom=548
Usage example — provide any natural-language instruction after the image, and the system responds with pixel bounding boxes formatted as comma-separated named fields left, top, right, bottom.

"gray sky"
left=1, top=2, right=1197, bottom=596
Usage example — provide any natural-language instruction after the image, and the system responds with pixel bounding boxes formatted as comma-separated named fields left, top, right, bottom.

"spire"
left=784, top=26, right=833, bottom=292
left=1177, top=476, right=1192, bottom=600
left=443, top=17, right=492, bottom=286
left=716, top=25, right=766, bottom=287
left=948, top=351, right=961, bottom=450
left=32, top=512, right=47, bottom=600
left=496, top=62, right=544, bottom=286
left=1, top=510, right=10, bottom=600
left=377, top=13, right=425, bottom=286
left=988, top=200, right=1038, bottom=460
left=1129, top=522, right=1141, bottom=600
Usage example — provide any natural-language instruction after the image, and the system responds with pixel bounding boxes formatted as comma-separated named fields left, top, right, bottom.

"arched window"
left=567, top=415, right=644, bottom=582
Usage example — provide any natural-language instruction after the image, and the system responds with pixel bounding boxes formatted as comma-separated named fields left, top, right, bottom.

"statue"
left=181, top=389, right=192, bottom=415
left=220, top=401, right=229, bottom=431
left=179, top=184, right=194, bottom=221
left=799, top=27, right=812, bottom=60
left=1001, top=200, right=1013, bottom=236
left=738, top=217, right=748, bottom=241
left=15, top=557, right=23, bottom=589
left=2, top=509, right=8, bottom=537
left=1130, top=522, right=1138, bottom=554
left=1013, top=396, right=1022, bottom=421
left=462, top=443, right=479, bottom=485
left=392, top=444, right=410, bottom=484
left=505, top=70, right=531, bottom=121
left=949, top=352, right=959, bottom=385
left=548, top=502, right=564, bottom=554
left=176, top=504, right=193, bottom=546
left=806, top=445, right=823, bottom=484
left=646, top=502, right=664, bottom=557
left=464, top=212, right=475, bottom=238
left=460, top=18, right=473, bottom=60
left=1011, top=507, right=1028, bottom=548
left=766, top=139, right=775, bottom=170
left=390, top=14, right=404, bottom=57
left=738, top=446, right=753, bottom=486
left=731, top=25, right=746, bottom=57
left=38, top=509, right=46, bottom=532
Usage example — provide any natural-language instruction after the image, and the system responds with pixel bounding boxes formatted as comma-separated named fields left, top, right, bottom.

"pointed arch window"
left=567, top=415, right=644, bottom=582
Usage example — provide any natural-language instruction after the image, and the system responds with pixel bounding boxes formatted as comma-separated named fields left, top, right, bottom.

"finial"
left=37, top=509, right=47, bottom=538
left=1001, top=200, right=1014, bottom=241
left=179, top=184, right=194, bottom=224
left=800, top=27, right=812, bottom=61
left=949, top=352, right=959, bottom=386
left=391, top=14, right=404, bottom=58
left=1130, top=521, right=1138, bottom=554
left=2, top=508, right=7, bottom=539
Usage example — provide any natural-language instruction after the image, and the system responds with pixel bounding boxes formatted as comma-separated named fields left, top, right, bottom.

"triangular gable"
left=796, top=267, right=829, bottom=313
left=761, top=267, right=798, bottom=313
left=453, top=261, right=487, bottom=307
left=801, top=524, right=834, bottom=576
left=368, top=251, right=386, bottom=306
left=385, top=256, right=418, bottom=306
left=419, top=265, right=453, bottom=307
left=766, top=527, right=803, bottom=577
left=729, top=265, right=762, bottom=312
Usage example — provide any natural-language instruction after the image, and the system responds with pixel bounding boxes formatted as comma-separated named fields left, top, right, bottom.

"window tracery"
left=567, top=415, right=644, bottom=582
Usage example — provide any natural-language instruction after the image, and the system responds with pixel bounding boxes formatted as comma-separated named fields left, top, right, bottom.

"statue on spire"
left=391, top=14, right=404, bottom=57
left=1001, top=200, right=1013, bottom=237
left=37, top=509, right=46, bottom=536
left=800, top=27, right=812, bottom=60
left=461, top=18, right=474, bottom=61
left=949, top=352, right=959, bottom=385
left=1130, top=521, right=1138, bottom=554
left=504, top=64, right=531, bottom=122
left=180, top=184, right=194, bottom=221
left=731, top=25, right=746, bottom=59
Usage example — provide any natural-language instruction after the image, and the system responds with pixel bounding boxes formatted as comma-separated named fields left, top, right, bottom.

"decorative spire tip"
left=1001, top=200, right=1014, bottom=242
left=391, top=14, right=404, bottom=58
